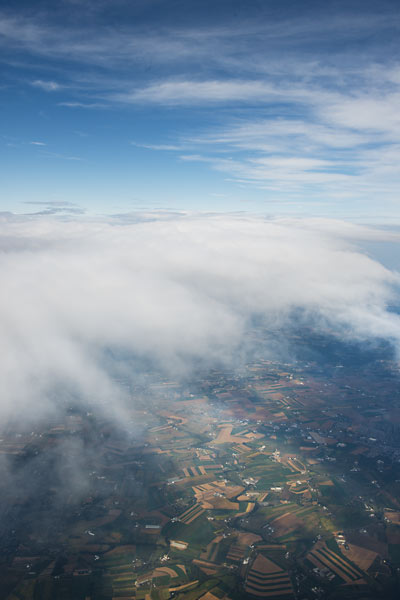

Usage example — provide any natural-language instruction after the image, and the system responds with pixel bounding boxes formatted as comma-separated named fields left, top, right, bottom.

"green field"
left=163, top=514, right=215, bottom=550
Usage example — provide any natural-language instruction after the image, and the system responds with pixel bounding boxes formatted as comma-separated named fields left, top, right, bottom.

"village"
left=1, top=345, right=400, bottom=600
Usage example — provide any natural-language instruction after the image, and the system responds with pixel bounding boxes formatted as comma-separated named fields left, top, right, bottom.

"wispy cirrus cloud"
left=31, top=79, right=63, bottom=91
left=321, top=91, right=400, bottom=138
left=2, top=2, right=400, bottom=215
left=39, top=150, right=82, bottom=161
left=1, top=6, right=398, bottom=72
left=58, top=101, right=108, bottom=108
left=164, top=74, right=400, bottom=206
left=130, top=141, right=183, bottom=151
left=112, top=79, right=288, bottom=105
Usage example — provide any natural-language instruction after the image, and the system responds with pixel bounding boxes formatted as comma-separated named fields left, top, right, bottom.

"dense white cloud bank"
left=0, top=212, right=399, bottom=422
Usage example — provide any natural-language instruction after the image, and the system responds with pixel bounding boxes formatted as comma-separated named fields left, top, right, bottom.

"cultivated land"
left=1, top=333, right=400, bottom=599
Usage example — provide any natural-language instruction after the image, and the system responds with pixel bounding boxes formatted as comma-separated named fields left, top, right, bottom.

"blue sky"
left=1, top=0, right=400, bottom=220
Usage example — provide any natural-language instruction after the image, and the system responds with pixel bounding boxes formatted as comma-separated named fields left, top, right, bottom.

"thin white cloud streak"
left=192, top=119, right=369, bottom=151
left=58, top=101, right=108, bottom=108
left=1, top=9, right=398, bottom=71
left=130, top=142, right=184, bottom=151
left=31, top=79, right=63, bottom=91
left=172, top=79, right=400, bottom=204
left=112, top=80, right=299, bottom=105
left=2, top=6, right=400, bottom=211
left=180, top=154, right=358, bottom=192
left=0, top=213, right=399, bottom=426
left=322, top=92, right=400, bottom=138
left=110, top=64, right=400, bottom=207
left=0, top=13, right=239, bottom=68
left=39, top=151, right=82, bottom=161
left=103, top=75, right=400, bottom=206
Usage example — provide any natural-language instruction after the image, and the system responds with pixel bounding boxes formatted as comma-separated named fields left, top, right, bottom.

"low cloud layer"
left=1, top=212, right=399, bottom=424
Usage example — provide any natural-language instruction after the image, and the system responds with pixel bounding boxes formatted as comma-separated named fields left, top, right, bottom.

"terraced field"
left=244, top=554, right=293, bottom=598
left=179, top=504, right=205, bottom=525
left=306, top=541, right=364, bottom=583
left=101, top=547, right=136, bottom=598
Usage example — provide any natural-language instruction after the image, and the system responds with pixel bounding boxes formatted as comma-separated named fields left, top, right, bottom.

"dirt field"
left=170, top=540, right=188, bottom=550
left=192, top=481, right=244, bottom=504
left=169, top=580, right=199, bottom=592
left=153, top=566, right=178, bottom=578
left=385, top=510, right=400, bottom=525
left=244, top=554, right=292, bottom=598
left=236, top=532, right=262, bottom=546
left=212, top=425, right=250, bottom=445
left=286, top=457, right=306, bottom=473
left=192, top=559, right=219, bottom=575
left=342, top=543, right=378, bottom=571
left=179, top=503, right=205, bottom=524
left=202, top=497, right=239, bottom=510
left=270, top=512, right=302, bottom=537
left=198, top=593, right=220, bottom=600
left=251, top=554, right=283, bottom=575
left=347, top=532, right=389, bottom=558
left=307, top=542, right=362, bottom=583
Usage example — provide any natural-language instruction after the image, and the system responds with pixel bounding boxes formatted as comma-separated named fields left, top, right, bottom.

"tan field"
left=169, top=580, right=199, bottom=592
left=236, top=532, right=262, bottom=546
left=197, top=593, right=221, bottom=600
left=192, top=558, right=219, bottom=574
left=342, top=543, right=378, bottom=571
left=202, top=497, right=239, bottom=510
left=270, top=512, right=302, bottom=537
left=212, top=425, right=251, bottom=445
left=192, top=481, right=244, bottom=505
left=384, top=510, right=400, bottom=524
left=244, top=554, right=292, bottom=598
left=285, top=457, right=306, bottom=473
left=153, top=566, right=178, bottom=578
left=250, top=554, right=283, bottom=575
left=306, top=542, right=361, bottom=583
left=170, top=540, right=188, bottom=550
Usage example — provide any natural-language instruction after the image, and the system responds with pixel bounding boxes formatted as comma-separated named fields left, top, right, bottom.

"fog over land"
left=0, top=212, right=399, bottom=426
